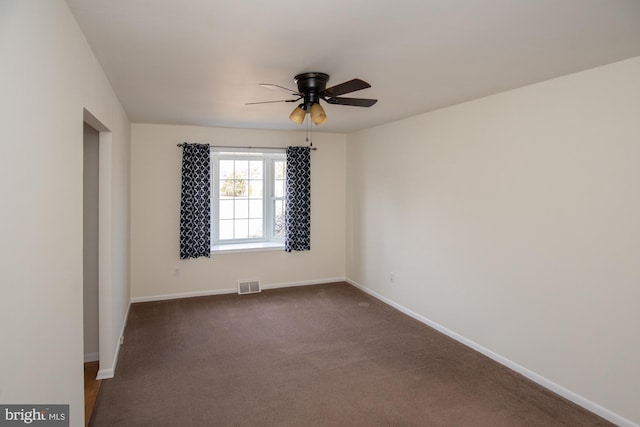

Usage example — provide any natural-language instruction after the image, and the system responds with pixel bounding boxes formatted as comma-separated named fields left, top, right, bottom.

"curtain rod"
left=176, top=143, right=317, bottom=151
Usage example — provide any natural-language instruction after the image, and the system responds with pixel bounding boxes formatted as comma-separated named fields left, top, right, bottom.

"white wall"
left=0, top=2, right=130, bottom=426
left=130, top=124, right=345, bottom=300
left=347, top=56, right=640, bottom=425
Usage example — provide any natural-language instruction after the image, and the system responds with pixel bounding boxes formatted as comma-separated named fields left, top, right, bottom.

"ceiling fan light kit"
left=289, top=105, right=306, bottom=124
left=249, top=72, right=377, bottom=126
left=309, top=103, right=327, bottom=125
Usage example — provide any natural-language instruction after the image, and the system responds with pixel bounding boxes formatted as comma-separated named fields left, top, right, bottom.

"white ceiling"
left=66, top=0, right=640, bottom=133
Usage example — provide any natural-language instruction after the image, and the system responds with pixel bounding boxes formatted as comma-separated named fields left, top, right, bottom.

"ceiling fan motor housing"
left=295, top=72, right=329, bottom=107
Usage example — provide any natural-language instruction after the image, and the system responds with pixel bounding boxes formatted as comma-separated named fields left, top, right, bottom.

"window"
left=211, top=150, right=286, bottom=251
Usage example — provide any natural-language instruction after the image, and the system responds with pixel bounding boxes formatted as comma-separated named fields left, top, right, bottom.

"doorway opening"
left=83, top=121, right=101, bottom=425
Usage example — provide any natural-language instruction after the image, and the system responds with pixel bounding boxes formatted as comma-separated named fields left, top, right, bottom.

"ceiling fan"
left=246, top=72, right=377, bottom=125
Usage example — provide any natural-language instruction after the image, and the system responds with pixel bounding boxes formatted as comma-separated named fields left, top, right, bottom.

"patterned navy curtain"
left=179, top=143, right=211, bottom=259
left=285, top=146, right=311, bottom=252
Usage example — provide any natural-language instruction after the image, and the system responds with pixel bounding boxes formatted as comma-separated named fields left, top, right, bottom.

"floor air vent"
left=238, top=280, right=261, bottom=295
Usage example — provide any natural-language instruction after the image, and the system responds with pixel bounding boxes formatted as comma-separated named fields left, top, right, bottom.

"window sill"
left=211, top=242, right=284, bottom=254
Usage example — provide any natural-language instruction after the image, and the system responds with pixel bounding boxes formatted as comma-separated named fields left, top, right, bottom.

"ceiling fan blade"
left=259, top=83, right=301, bottom=96
left=245, top=98, right=301, bottom=105
left=321, top=79, right=371, bottom=97
left=324, top=97, right=378, bottom=107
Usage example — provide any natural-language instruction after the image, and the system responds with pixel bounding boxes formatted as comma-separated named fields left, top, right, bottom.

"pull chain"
left=305, top=114, right=309, bottom=144
left=305, top=112, right=313, bottom=147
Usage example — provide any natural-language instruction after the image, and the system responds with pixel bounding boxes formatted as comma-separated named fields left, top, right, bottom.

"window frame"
left=210, top=149, right=286, bottom=252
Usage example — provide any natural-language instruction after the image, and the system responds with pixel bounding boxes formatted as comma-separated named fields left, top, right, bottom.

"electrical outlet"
left=390, top=272, right=395, bottom=283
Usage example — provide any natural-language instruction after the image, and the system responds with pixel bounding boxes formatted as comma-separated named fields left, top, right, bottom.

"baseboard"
left=96, top=368, right=114, bottom=380
left=130, top=277, right=347, bottom=303
left=96, top=301, right=131, bottom=380
left=84, top=352, right=99, bottom=363
left=131, top=287, right=236, bottom=303
left=346, top=278, right=638, bottom=427
left=261, top=277, right=346, bottom=291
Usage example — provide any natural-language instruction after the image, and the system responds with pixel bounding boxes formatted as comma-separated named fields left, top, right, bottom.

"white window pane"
left=274, top=200, right=285, bottom=238
left=219, top=160, right=234, bottom=179
left=220, top=179, right=235, bottom=197
left=249, top=180, right=263, bottom=197
left=219, top=200, right=234, bottom=220
left=249, top=219, right=263, bottom=238
left=250, top=161, right=263, bottom=179
left=234, top=219, right=249, bottom=238
left=235, top=161, right=248, bottom=179
left=235, top=199, right=248, bottom=219
left=275, top=161, right=285, bottom=179
left=275, top=199, right=285, bottom=216
left=274, top=179, right=285, bottom=198
left=214, top=154, right=286, bottom=246
left=249, top=199, right=263, bottom=218
left=234, top=179, right=248, bottom=197
left=219, top=220, right=234, bottom=240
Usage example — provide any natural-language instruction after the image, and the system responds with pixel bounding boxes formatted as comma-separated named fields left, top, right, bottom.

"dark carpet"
left=90, top=282, right=612, bottom=426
